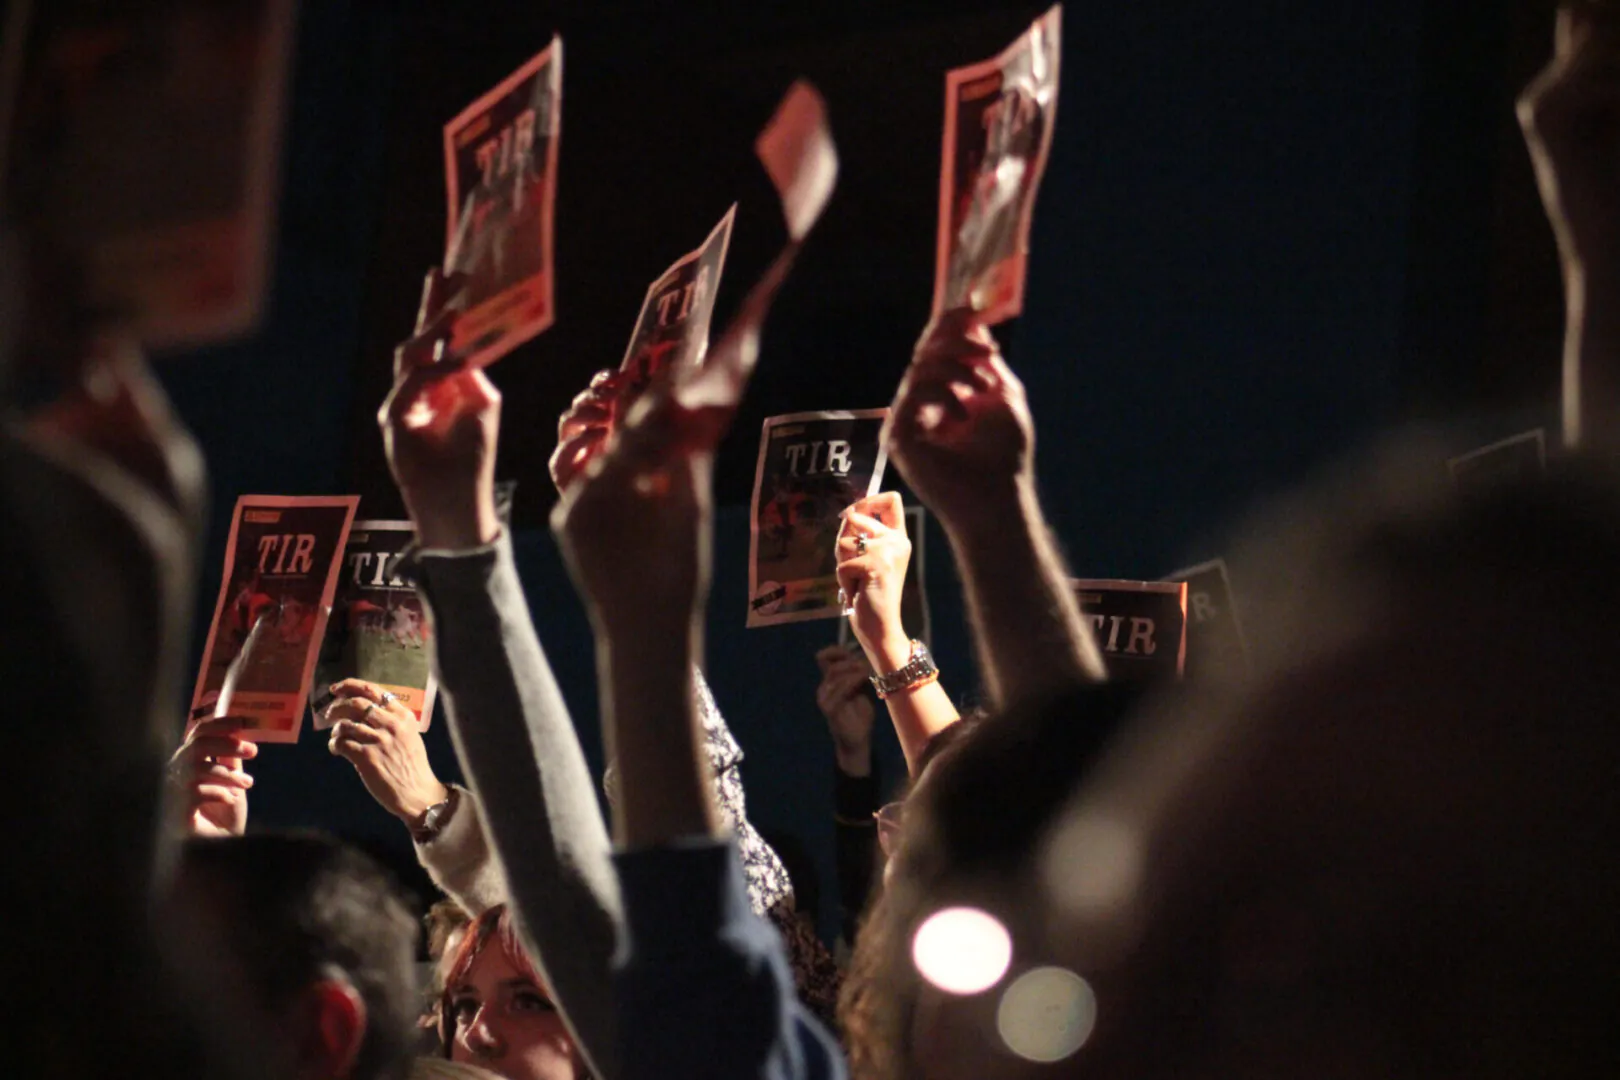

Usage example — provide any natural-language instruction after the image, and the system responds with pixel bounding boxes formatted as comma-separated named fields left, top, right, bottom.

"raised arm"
left=1519, top=4, right=1620, bottom=449
left=376, top=270, right=621, bottom=1080
left=552, top=371, right=844, bottom=1078
left=836, top=492, right=960, bottom=773
left=883, top=310, right=1104, bottom=712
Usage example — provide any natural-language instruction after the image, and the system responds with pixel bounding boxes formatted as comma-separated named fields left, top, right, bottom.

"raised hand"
left=814, top=645, right=876, bottom=777
left=378, top=268, right=501, bottom=551
left=325, top=679, right=450, bottom=825
left=551, top=362, right=740, bottom=846
left=834, top=492, right=913, bottom=669
left=550, top=368, right=627, bottom=493
left=169, top=719, right=257, bottom=838
left=883, top=307, right=1035, bottom=536
left=551, top=391, right=714, bottom=639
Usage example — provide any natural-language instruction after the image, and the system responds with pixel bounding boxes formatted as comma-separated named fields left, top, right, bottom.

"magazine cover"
left=310, top=521, right=437, bottom=731
left=1165, top=558, right=1248, bottom=681
left=1447, top=429, right=1546, bottom=492
left=933, top=4, right=1061, bottom=324
left=1072, top=578, right=1187, bottom=681
left=2, top=0, right=296, bottom=347
left=190, top=496, right=359, bottom=743
left=442, top=36, right=563, bottom=366
left=840, top=505, right=933, bottom=651
left=619, top=205, right=737, bottom=389
left=749, top=410, right=890, bottom=627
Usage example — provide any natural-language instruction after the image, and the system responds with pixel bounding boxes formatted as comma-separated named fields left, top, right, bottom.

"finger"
left=329, top=685, right=412, bottom=728
left=916, top=320, right=997, bottom=370
left=179, top=733, right=257, bottom=763
left=851, top=492, right=905, bottom=531
left=195, top=763, right=254, bottom=790
left=815, top=644, right=848, bottom=671
left=330, top=679, right=389, bottom=704
left=915, top=306, right=988, bottom=353
left=559, top=396, right=613, bottom=440
left=836, top=560, right=870, bottom=600
left=549, top=431, right=607, bottom=493
left=187, top=718, right=259, bottom=748
left=192, top=785, right=244, bottom=806
left=329, top=737, right=368, bottom=767
left=329, top=718, right=383, bottom=746
left=394, top=310, right=459, bottom=381
left=892, top=365, right=975, bottom=439
left=323, top=697, right=380, bottom=728
left=830, top=668, right=871, bottom=701
left=842, top=510, right=890, bottom=539
left=589, top=369, right=629, bottom=403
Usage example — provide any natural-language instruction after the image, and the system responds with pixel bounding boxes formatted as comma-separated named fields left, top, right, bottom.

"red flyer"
left=442, top=37, right=563, bottom=366
left=933, top=5, right=1062, bottom=325
left=190, top=495, right=358, bottom=743
left=619, top=205, right=737, bottom=390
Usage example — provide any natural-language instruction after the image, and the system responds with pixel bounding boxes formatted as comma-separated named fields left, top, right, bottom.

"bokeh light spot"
left=911, top=906, right=1013, bottom=995
left=996, top=966, right=1097, bottom=1063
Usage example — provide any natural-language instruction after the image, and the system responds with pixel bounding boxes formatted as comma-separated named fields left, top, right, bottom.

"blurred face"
left=448, top=944, right=581, bottom=1080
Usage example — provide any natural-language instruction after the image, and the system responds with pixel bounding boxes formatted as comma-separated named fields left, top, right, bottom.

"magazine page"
left=310, top=521, right=437, bottom=731
left=933, top=5, right=1062, bottom=324
left=190, top=495, right=359, bottom=743
left=749, top=409, right=890, bottom=627
left=442, top=36, right=563, bottom=366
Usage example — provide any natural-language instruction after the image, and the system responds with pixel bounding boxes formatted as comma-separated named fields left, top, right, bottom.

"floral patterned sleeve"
left=605, top=668, right=844, bottom=1030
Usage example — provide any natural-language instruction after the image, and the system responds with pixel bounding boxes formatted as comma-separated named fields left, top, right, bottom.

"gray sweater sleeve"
left=415, top=534, right=622, bottom=1080
left=413, top=783, right=506, bottom=917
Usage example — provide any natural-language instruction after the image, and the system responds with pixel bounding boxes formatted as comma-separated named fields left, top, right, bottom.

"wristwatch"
left=870, top=640, right=940, bottom=700
left=410, top=786, right=461, bottom=844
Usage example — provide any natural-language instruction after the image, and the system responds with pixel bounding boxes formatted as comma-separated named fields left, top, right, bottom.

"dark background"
left=57, top=0, right=1565, bottom=942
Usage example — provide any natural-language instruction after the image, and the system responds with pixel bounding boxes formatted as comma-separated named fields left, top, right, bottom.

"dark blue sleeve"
left=612, top=838, right=847, bottom=1080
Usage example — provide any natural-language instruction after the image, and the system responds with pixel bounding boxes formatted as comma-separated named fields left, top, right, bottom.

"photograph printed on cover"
left=749, top=410, right=890, bottom=627
left=2, top=0, right=296, bottom=346
left=190, top=496, right=358, bottom=743
left=311, top=521, right=437, bottom=731
left=619, top=205, right=736, bottom=390
left=442, top=36, right=563, bottom=366
left=933, top=4, right=1061, bottom=324
left=1072, top=577, right=1188, bottom=682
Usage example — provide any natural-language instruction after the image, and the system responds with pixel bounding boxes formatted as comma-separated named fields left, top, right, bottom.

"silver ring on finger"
left=362, top=701, right=378, bottom=721
left=378, top=691, right=399, bottom=705
left=855, top=535, right=868, bottom=556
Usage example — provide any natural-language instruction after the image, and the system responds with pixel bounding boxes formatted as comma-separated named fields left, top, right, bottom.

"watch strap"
left=870, top=641, right=939, bottom=700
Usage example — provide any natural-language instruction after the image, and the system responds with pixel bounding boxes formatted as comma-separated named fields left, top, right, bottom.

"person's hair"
left=408, top=1058, right=504, bottom=1080
left=1024, top=442, right=1620, bottom=1077
left=435, top=904, right=548, bottom=1058
left=181, top=831, right=419, bottom=1080
left=425, top=899, right=471, bottom=965
left=839, top=682, right=1144, bottom=1080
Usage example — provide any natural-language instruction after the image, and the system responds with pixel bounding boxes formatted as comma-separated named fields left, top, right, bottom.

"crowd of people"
left=5, top=4, right=1620, bottom=1079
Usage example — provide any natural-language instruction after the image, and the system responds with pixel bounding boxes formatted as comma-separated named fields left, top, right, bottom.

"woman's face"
left=448, top=943, right=582, bottom=1080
